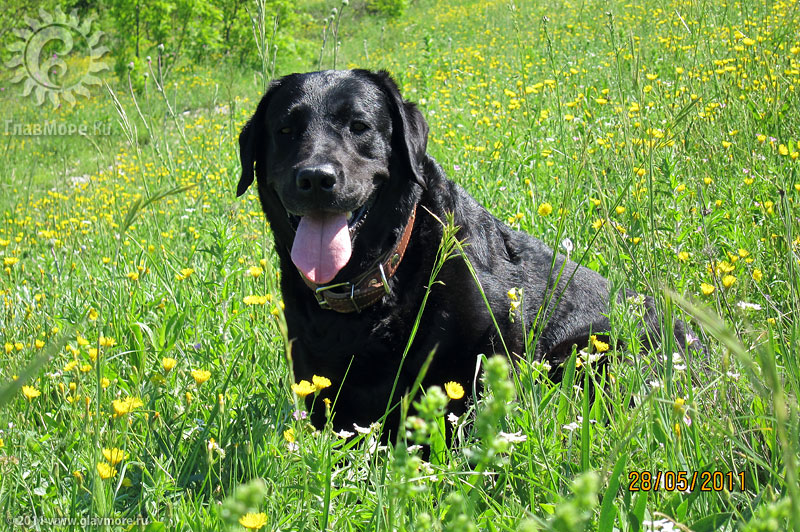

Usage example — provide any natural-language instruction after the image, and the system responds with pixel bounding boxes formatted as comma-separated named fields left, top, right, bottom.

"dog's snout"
left=295, top=165, right=338, bottom=194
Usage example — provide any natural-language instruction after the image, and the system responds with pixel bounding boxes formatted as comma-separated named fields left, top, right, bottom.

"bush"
left=366, top=0, right=408, bottom=18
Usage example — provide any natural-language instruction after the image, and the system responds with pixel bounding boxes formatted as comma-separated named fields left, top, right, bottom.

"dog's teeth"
left=346, top=211, right=353, bottom=221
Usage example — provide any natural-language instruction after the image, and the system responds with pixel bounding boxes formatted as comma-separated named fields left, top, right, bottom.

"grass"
left=1, top=0, right=799, bottom=530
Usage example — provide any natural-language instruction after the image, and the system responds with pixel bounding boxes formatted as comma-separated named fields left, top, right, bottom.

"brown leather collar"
left=298, top=204, right=417, bottom=313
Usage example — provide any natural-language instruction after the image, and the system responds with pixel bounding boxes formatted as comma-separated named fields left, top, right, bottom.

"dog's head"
left=238, top=70, right=428, bottom=285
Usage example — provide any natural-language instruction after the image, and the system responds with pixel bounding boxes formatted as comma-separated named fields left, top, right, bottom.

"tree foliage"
left=0, top=0, right=322, bottom=78
left=105, top=0, right=318, bottom=75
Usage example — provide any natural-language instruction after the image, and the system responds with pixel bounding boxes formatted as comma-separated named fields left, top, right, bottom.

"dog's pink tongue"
left=291, top=212, right=352, bottom=284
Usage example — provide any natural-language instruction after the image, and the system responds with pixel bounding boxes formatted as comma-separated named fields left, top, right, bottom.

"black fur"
left=238, top=69, right=700, bottom=436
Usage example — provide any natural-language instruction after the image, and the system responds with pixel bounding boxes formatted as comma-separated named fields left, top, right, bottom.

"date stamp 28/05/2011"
left=628, top=471, right=745, bottom=492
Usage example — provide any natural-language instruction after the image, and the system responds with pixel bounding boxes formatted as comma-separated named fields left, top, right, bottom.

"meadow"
left=0, top=0, right=799, bottom=530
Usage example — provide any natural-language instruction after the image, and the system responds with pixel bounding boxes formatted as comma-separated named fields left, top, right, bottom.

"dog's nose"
left=295, top=165, right=338, bottom=194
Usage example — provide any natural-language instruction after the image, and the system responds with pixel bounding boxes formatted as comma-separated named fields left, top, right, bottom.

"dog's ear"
left=237, top=120, right=256, bottom=197
left=237, top=80, right=281, bottom=197
left=368, top=70, right=429, bottom=190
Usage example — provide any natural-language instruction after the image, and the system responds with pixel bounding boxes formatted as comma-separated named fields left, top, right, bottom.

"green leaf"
left=689, top=512, right=732, bottom=532
left=430, top=416, right=447, bottom=466
left=675, top=497, right=689, bottom=522
left=598, top=445, right=628, bottom=532
left=630, top=492, right=648, bottom=532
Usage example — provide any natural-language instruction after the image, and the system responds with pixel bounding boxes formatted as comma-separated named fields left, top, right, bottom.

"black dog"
left=237, top=69, right=699, bottom=435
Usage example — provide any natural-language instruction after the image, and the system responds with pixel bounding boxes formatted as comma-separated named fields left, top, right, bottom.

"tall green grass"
left=0, top=0, right=798, bottom=530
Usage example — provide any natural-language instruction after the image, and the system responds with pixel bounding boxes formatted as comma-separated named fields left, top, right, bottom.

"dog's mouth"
left=287, top=193, right=377, bottom=285
left=287, top=194, right=374, bottom=235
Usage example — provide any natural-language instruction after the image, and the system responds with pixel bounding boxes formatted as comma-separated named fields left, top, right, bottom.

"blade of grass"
left=557, top=346, right=578, bottom=427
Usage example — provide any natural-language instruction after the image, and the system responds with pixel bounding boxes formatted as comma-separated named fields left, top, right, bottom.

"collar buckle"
left=314, top=281, right=349, bottom=310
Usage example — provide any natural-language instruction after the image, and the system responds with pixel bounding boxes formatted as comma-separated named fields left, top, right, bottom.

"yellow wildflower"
left=673, top=397, right=686, bottom=415
left=243, top=295, right=270, bottom=305
left=716, top=261, right=735, bottom=274
left=291, top=380, right=316, bottom=397
left=312, top=375, right=332, bottom=389
left=239, top=512, right=268, bottom=530
left=191, top=369, right=211, bottom=385
left=444, top=381, right=465, bottom=400
left=700, top=283, right=715, bottom=295
left=102, top=448, right=130, bottom=465
left=99, top=336, right=117, bottom=347
left=590, top=334, right=610, bottom=353
left=22, top=385, right=41, bottom=400
left=537, top=202, right=553, bottom=216
left=162, top=357, right=177, bottom=371
left=96, top=462, right=117, bottom=480
left=112, top=397, right=144, bottom=416
left=176, top=267, right=195, bottom=281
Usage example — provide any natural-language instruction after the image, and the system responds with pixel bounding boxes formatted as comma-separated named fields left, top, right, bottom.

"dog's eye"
left=351, top=121, right=368, bottom=132
left=279, top=126, right=292, bottom=135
